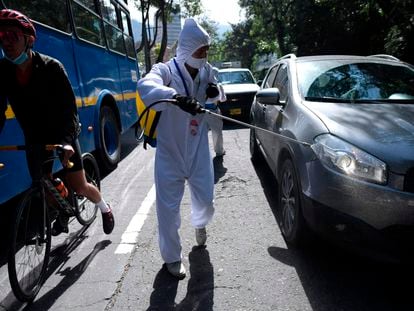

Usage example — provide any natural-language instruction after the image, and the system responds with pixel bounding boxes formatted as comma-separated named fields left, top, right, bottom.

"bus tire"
left=98, top=106, right=121, bottom=171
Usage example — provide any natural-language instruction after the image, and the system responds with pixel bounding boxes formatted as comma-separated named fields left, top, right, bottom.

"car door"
left=262, top=62, right=289, bottom=167
left=254, top=64, right=279, bottom=146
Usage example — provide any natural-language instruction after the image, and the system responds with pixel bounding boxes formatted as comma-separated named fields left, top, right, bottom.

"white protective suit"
left=137, top=19, right=222, bottom=263
left=205, top=72, right=227, bottom=155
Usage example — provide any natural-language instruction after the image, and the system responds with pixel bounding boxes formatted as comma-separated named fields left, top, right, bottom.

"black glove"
left=173, top=95, right=204, bottom=115
left=206, top=83, right=220, bottom=99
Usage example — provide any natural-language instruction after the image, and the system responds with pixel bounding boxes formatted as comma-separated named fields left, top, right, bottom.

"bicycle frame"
left=43, top=177, right=76, bottom=217
left=1, top=144, right=93, bottom=302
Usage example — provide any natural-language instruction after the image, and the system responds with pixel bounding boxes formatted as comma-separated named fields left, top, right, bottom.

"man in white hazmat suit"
left=205, top=67, right=227, bottom=156
left=137, top=18, right=223, bottom=279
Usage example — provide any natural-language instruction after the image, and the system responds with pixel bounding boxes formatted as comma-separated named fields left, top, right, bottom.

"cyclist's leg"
left=64, top=140, right=114, bottom=233
left=64, top=140, right=101, bottom=203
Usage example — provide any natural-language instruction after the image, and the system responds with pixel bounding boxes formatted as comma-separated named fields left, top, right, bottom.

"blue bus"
left=0, top=0, right=140, bottom=204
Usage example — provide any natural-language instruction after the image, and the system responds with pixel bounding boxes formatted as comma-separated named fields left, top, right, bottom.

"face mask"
left=186, top=56, right=206, bottom=69
left=4, top=50, right=29, bottom=65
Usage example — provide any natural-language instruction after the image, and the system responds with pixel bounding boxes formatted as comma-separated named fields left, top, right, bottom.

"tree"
left=133, top=0, right=176, bottom=72
left=239, top=0, right=414, bottom=63
left=197, top=16, right=221, bottom=62
left=180, top=0, right=203, bottom=17
left=133, top=0, right=205, bottom=72
left=220, top=20, right=258, bottom=69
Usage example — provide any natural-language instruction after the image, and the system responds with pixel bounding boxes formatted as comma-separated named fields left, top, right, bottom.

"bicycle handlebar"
left=0, top=144, right=74, bottom=169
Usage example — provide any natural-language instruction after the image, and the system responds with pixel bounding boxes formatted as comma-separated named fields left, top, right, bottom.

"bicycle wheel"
left=8, top=187, right=51, bottom=302
left=75, top=153, right=99, bottom=225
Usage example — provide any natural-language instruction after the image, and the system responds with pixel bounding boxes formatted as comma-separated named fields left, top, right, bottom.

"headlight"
left=311, top=134, right=387, bottom=184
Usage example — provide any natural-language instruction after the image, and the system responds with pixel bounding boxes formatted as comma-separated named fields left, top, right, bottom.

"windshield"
left=297, top=60, right=414, bottom=102
left=218, top=70, right=256, bottom=85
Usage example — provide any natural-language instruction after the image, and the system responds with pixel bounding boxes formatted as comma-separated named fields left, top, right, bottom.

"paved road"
left=1, top=126, right=414, bottom=310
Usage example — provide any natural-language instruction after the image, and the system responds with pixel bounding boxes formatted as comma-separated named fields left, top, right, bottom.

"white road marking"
left=115, top=184, right=156, bottom=254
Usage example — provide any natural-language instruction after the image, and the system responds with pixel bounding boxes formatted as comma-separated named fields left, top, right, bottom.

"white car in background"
left=217, top=68, right=260, bottom=120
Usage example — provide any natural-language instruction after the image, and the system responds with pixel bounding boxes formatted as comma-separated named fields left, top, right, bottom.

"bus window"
left=3, top=0, right=71, bottom=33
left=100, top=0, right=125, bottom=54
left=76, top=0, right=97, bottom=12
left=120, top=9, right=135, bottom=58
left=124, top=33, right=135, bottom=58
left=105, top=24, right=125, bottom=54
left=120, top=9, right=131, bottom=35
left=100, top=0, right=117, bottom=24
left=72, top=0, right=105, bottom=46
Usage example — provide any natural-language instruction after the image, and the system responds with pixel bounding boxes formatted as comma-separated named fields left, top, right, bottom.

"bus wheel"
left=98, top=106, right=121, bottom=171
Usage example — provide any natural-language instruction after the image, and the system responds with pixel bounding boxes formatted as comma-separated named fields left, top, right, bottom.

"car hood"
left=221, top=83, right=260, bottom=94
left=305, top=101, right=414, bottom=173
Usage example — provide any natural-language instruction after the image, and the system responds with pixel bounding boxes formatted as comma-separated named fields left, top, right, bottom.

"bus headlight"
left=311, top=134, right=387, bottom=184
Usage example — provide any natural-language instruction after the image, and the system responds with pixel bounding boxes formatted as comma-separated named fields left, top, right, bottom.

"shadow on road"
left=0, top=225, right=110, bottom=311
left=267, top=243, right=414, bottom=311
left=24, top=239, right=111, bottom=310
left=120, top=127, right=141, bottom=160
left=213, top=155, right=227, bottom=184
left=147, top=246, right=214, bottom=311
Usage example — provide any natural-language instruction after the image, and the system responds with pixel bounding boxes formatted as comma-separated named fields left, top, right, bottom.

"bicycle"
left=0, top=144, right=100, bottom=302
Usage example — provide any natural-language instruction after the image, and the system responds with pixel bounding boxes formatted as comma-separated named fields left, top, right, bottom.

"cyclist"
left=0, top=9, right=114, bottom=235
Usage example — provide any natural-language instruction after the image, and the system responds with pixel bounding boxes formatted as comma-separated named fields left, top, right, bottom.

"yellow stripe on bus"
left=124, top=92, right=136, bottom=100
left=76, top=98, right=83, bottom=107
left=5, top=91, right=136, bottom=119
left=5, top=106, right=14, bottom=119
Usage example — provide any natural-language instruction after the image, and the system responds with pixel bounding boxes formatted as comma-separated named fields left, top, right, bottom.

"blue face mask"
left=4, top=50, right=29, bottom=65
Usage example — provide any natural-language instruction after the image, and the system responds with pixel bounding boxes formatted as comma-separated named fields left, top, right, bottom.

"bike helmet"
left=0, top=9, right=36, bottom=38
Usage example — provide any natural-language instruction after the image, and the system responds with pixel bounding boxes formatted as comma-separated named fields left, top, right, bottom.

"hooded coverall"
left=137, top=19, right=222, bottom=263
left=205, top=76, right=227, bottom=155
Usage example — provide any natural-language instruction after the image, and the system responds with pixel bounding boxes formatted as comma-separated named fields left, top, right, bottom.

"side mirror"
left=256, top=88, right=282, bottom=106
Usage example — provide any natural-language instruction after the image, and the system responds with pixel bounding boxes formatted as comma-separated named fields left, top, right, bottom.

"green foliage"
left=239, top=0, right=414, bottom=64
left=180, top=0, right=203, bottom=17
left=217, top=20, right=258, bottom=69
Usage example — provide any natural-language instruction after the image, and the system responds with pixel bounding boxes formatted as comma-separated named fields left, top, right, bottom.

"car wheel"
left=278, top=158, right=306, bottom=247
left=249, top=128, right=260, bottom=162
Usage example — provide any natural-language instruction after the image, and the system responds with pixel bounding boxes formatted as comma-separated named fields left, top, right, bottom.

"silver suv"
left=250, top=54, right=414, bottom=259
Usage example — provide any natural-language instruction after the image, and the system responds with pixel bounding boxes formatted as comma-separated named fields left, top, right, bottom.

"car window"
left=273, top=63, right=289, bottom=101
left=298, top=60, right=414, bottom=101
left=218, top=70, right=255, bottom=85
left=263, top=65, right=279, bottom=89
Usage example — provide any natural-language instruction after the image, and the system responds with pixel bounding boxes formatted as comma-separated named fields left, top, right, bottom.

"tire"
left=278, top=158, right=306, bottom=247
left=75, top=153, right=99, bottom=225
left=8, top=188, right=51, bottom=302
left=134, top=122, right=144, bottom=143
left=98, top=106, right=120, bottom=171
left=249, top=128, right=260, bottom=162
